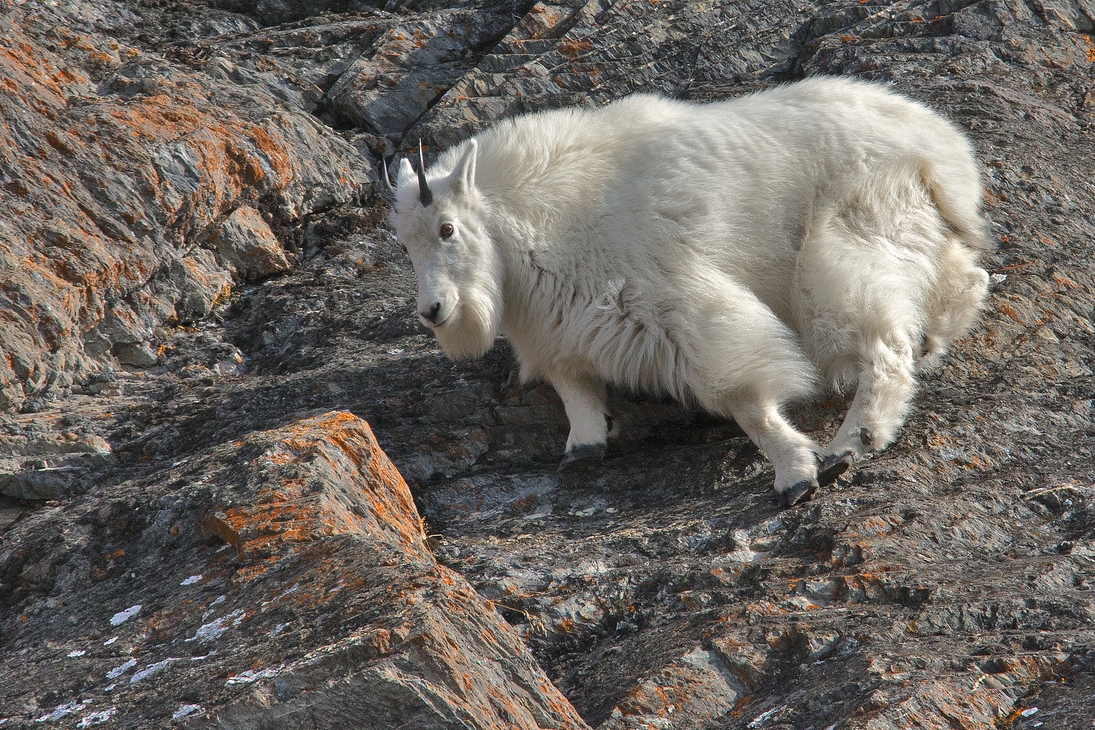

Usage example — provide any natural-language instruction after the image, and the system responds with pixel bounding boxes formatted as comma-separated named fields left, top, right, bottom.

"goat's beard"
left=432, top=284, right=502, bottom=361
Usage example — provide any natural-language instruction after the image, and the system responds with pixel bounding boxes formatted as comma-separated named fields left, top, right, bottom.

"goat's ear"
left=396, top=157, right=415, bottom=187
left=448, top=139, right=478, bottom=194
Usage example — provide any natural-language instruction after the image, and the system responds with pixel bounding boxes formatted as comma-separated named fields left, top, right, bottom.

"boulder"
left=209, top=206, right=291, bottom=283
left=0, top=412, right=589, bottom=729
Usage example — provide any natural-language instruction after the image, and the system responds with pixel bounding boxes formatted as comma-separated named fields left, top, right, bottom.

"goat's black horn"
left=380, top=157, right=395, bottom=198
left=417, top=140, right=433, bottom=207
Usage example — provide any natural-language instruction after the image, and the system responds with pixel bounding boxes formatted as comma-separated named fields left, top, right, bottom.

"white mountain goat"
left=386, top=77, right=990, bottom=507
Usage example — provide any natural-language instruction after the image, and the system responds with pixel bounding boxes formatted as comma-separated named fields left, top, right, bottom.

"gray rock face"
left=2, top=0, right=1095, bottom=728
left=0, top=4, right=372, bottom=412
left=323, top=9, right=519, bottom=135
left=209, top=206, right=292, bottom=282
left=1, top=411, right=588, bottom=729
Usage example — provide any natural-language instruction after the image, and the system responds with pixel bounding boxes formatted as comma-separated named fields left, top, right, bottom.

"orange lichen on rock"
left=0, top=12, right=369, bottom=409
left=558, top=39, right=594, bottom=60
left=522, top=4, right=569, bottom=38
left=212, top=412, right=432, bottom=583
left=866, top=655, right=1071, bottom=728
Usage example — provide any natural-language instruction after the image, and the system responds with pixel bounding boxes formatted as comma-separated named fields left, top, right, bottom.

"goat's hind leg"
left=724, top=397, right=821, bottom=507
left=817, top=237, right=987, bottom=481
left=797, top=190, right=941, bottom=485
left=818, top=333, right=917, bottom=483
left=918, top=235, right=990, bottom=371
left=692, top=281, right=823, bottom=506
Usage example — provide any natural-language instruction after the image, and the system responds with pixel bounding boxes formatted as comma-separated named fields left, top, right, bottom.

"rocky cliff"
left=1, top=0, right=1094, bottom=728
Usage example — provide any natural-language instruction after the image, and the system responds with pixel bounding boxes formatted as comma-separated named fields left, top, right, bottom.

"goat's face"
left=390, top=140, right=502, bottom=360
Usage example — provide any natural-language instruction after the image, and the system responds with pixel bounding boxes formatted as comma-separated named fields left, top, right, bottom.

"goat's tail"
left=912, top=154, right=993, bottom=370
left=920, top=158, right=995, bottom=253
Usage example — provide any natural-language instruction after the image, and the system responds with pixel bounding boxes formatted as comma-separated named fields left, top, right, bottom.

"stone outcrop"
left=2, top=0, right=1094, bottom=728
left=1, top=411, right=588, bottom=728
left=0, top=4, right=372, bottom=411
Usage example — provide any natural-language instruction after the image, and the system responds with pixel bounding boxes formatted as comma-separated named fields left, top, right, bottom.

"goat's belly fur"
left=391, top=76, right=991, bottom=502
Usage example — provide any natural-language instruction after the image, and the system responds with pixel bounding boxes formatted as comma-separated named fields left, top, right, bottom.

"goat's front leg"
left=548, top=371, right=613, bottom=471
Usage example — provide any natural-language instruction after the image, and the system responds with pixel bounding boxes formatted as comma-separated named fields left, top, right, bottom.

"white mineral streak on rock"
left=130, top=658, right=176, bottom=684
left=747, top=705, right=788, bottom=728
left=109, top=605, right=141, bottom=626
left=76, top=707, right=116, bottom=727
left=36, top=699, right=92, bottom=722
left=226, top=666, right=284, bottom=685
left=106, top=659, right=137, bottom=680
left=723, top=529, right=757, bottom=563
left=187, top=609, right=246, bottom=642
left=172, top=705, right=203, bottom=720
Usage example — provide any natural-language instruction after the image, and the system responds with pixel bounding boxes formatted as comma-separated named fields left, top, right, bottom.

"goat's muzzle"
left=419, top=301, right=444, bottom=326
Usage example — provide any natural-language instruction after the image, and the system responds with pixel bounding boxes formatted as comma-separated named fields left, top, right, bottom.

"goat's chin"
left=433, top=302, right=499, bottom=361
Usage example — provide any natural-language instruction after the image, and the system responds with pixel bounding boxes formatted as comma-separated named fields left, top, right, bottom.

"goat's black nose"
left=421, top=302, right=442, bottom=324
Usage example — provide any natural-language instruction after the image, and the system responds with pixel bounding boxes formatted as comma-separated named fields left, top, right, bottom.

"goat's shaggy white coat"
left=391, top=77, right=990, bottom=504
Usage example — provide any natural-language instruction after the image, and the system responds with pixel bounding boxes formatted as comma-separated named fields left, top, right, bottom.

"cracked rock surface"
left=1, top=0, right=1094, bottom=728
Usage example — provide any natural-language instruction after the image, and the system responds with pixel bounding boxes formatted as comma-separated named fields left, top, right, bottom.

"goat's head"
left=388, top=139, right=503, bottom=360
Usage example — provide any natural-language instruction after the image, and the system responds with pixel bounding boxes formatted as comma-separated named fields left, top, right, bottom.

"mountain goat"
left=387, top=76, right=990, bottom=507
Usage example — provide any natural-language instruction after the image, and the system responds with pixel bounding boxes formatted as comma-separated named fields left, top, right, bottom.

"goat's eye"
left=439, top=223, right=455, bottom=239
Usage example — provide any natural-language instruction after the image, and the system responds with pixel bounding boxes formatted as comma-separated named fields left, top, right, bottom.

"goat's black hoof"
left=559, top=443, right=605, bottom=472
left=817, top=451, right=854, bottom=486
left=777, top=478, right=818, bottom=508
